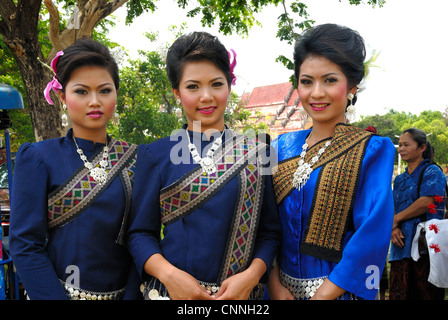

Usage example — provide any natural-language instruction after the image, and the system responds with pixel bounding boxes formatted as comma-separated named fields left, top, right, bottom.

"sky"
left=109, top=0, right=448, bottom=120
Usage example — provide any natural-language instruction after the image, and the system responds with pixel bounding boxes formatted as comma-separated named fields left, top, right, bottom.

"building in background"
left=240, top=82, right=311, bottom=140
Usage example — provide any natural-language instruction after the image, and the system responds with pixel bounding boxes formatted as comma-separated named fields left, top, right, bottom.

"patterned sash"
left=272, top=124, right=373, bottom=262
left=47, top=139, right=137, bottom=244
left=159, top=133, right=266, bottom=284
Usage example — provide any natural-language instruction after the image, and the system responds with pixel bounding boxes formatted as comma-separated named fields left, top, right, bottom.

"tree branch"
left=75, top=0, right=89, bottom=8
left=43, top=0, right=63, bottom=52
left=281, top=0, right=300, bottom=43
left=99, top=0, right=130, bottom=20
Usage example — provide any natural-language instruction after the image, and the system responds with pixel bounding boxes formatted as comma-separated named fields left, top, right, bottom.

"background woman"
left=389, top=128, right=446, bottom=300
left=267, top=23, right=396, bottom=300
left=9, top=38, right=141, bottom=300
left=126, top=31, right=280, bottom=300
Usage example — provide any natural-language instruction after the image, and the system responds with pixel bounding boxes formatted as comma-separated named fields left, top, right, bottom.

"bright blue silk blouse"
left=272, top=128, right=396, bottom=300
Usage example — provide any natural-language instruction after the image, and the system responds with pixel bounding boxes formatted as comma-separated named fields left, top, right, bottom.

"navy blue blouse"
left=9, top=130, right=141, bottom=299
left=126, top=129, right=281, bottom=286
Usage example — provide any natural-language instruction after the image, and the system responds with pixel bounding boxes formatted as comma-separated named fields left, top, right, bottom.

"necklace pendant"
left=200, top=157, right=217, bottom=174
left=293, top=139, right=332, bottom=191
left=90, top=167, right=107, bottom=185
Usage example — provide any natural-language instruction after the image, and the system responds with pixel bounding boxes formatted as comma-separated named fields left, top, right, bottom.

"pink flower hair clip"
left=44, top=50, right=64, bottom=105
left=228, top=49, right=237, bottom=86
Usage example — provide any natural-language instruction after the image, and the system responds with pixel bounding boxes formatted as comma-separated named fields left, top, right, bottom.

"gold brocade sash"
left=272, top=124, right=373, bottom=262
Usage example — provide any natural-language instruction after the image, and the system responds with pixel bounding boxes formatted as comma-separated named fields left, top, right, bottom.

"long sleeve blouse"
left=9, top=130, right=141, bottom=300
left=272, top=128, right=395, bottom=300
left=126, top=129, right=281, bottom=286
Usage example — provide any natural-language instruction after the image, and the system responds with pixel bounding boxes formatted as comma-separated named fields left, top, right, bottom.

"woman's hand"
left=215, top=258, right=266, bottom=300
left=266, top=265, right=294, bottom=300
left=163, top=268, right=214, bottom=300
left=391, top=227, right=405, bottom=248
left=144, top=253, right=213, bottom=300
left=214, top=271, right=256, bottom=300
left=311, top=278, right=345, bottom=300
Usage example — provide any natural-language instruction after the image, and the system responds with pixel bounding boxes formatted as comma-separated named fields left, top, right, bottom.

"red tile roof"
left=239, top=82, right=311, bottom=138
left=244, top=82, right=299, bottom=108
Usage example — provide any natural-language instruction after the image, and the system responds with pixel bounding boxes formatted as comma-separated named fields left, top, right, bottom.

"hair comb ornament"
left=44, top=51, right=64, bottom=105
left=228, top=49, right=237, bottom=86
left=358, top=49, right=379, bottom=94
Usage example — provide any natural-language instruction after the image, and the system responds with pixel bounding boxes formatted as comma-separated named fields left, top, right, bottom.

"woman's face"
left=173, top=60, right=230, bottom=132
left=398, top=132, right=426, bottom=163
left=59, top=65, right=117, bottom=141
left=297, top=55, right=356, bottom=126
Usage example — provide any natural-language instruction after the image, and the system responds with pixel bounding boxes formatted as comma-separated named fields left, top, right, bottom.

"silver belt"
left=60, top=280, right=125, bottom=300
left=141, top=277, right=219, bottom=300
left=142, top=277, right=264, bottom=300
left=279, top=269, right=357, bottom=300
left=279, top=269, right=326, bottom=300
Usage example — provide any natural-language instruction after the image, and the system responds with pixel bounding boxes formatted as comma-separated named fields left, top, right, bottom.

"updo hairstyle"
left=293, top=23, right=366, bottom=106
left=56, top=37, right=120, bottom=91
left=166, top=31, right=232, bottom=90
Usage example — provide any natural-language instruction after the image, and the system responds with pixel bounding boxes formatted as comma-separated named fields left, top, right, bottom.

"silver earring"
left=346, top=93, right=356, bottom=123
left=61, top=104, right=69, bottom=127
left=176, top=99, right=181, bottom=106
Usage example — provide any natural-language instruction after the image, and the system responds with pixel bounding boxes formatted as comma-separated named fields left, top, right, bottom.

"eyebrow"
left=300, top=72, right=340, bottom=78
left=183, top=76, right=226, bottom=84
left=71, top=83, right=114, bottom=88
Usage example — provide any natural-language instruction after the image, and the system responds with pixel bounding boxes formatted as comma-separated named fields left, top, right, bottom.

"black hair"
left=402, top=128, right=434, bottom=162
left=293, top=23, right=366, bottom=106
left=166, top=31, right=231, bottom=89
left=56, top=37, right=119, bottom=91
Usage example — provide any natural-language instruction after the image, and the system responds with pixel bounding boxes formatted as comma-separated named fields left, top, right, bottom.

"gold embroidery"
left=272, top=124, right=373, bottom=261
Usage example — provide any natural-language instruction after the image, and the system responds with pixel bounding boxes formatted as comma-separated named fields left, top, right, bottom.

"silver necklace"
left=73, top=136, right=109, bottom=185
left=293, top=136, right=331, bottom=191
left=186, top=130, right=225, bottom=174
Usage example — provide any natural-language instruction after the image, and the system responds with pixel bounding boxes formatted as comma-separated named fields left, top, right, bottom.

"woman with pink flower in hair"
left=389, top=128, right=447, bottom=300
left=9, top=38, right=141, bottom=300
left=126, top=31, right=281, bottom=300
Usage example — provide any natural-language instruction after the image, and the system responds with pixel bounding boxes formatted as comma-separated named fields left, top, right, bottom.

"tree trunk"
left=0, top=0, right=65, bottom=141
left=13, top=41, right=66, bottom=141
left=0, top=0, right=129, bottom=141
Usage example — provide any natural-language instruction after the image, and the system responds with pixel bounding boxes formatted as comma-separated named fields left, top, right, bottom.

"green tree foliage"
left=353, top=109, right=448, bottom=166
left=0, top=30, right=38, bottom=150
left=108, top=36, right=181, bottom=144
left=107, top=26, right=268, bottom=144
left=0, top=0, right=389, bottom=144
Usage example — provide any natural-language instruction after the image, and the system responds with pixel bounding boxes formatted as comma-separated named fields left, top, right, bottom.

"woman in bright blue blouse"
left=266, top=24, right=395, bottom=300
left=9, top=39, right=140, bottom=300
left=389, top=128, right=446, bottom=300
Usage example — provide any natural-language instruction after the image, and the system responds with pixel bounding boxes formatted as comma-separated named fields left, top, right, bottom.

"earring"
left=346, top=93, right=356, bottom=123
left=176, top=99, right=181, bottom=106
left=61, top=104, right=69, bottom=127
left=111, top=112, right=120, bottom=125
